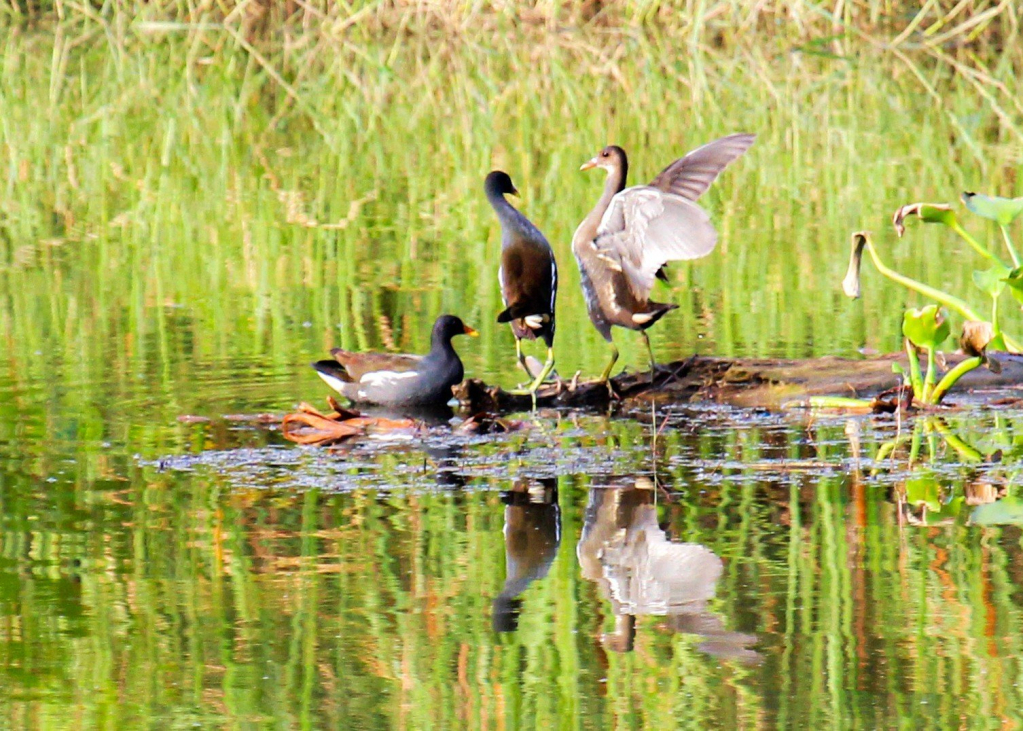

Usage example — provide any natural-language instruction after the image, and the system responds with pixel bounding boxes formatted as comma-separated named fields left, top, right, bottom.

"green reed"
left=1, top=20, right=1022, bottom=408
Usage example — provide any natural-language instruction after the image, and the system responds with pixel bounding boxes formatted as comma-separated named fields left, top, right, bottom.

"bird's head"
left=484, top=170, right=518, bottom=197
left=580, top=145, right=627, bottom=174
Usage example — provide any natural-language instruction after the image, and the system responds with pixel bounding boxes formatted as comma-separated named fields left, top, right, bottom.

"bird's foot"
left=506, top=386, right=539, bottom=410
left=592, top=377, right=620, bottom=401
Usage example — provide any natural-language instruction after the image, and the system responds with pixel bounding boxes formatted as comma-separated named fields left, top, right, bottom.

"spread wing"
left=649, top=133, right=755, bottom=201
left=594, top=186, right=717, bottom=301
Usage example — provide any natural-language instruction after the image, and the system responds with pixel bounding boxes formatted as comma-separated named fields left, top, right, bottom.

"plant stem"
left=1001, top=225, right=1021, bottom=268
left=905, top=338, right=924, bottom=397
left=909, top=420, right=923, bottom=466
left=806, top=396, right=876, bottom=412
left=930, top=356, right=984, bottom=404
left=929, top=417, right=984, bottom=462
left=873, top=435, right=909, bottom=473
left=922, top=346, right=937, bottom=403
left=863, top=237, right=983, bottom=321
left=863, top=238, right=1022, bottom=353
left=992, top=294, right=1000, bottom=335
left=950, top=220, right=1000, bottom=263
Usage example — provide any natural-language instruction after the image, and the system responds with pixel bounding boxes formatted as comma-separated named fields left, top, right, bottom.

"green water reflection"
left=4, top=407, right=1023, bottom=727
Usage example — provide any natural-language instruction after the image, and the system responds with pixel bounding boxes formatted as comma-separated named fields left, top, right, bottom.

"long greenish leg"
left=641, top=331, right=656, bottom=377
left=598, top=343, right=619, bottom=383
left=515, top=338, right=528, bottom=369
left=508, top=347, right=554, bottom=409
left=525, top=347, right=555, bottom=392
left=514, top=337, right=530, bottom=388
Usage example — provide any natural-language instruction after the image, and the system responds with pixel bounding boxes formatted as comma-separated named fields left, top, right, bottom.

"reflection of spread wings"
left=649, top=133, right=757, bottom=201
left=594, top=187, right=717, bottom=301
left=599, top=516, right=723, bottom=615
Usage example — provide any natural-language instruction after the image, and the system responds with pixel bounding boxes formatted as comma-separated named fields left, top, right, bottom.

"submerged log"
left=453, top=353, right=1023, bottom=413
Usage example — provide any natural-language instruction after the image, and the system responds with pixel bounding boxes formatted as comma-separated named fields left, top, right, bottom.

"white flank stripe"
left=315, top=370, right=350, bottom=394
left=361, top=370, right=420, bottom=387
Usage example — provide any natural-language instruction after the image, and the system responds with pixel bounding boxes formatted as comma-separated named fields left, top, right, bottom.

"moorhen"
left=485, top=170, right=558, bottom=396
left=574, top=134, right=755, bottom=382
left=311, top=314, right=477, bottom=407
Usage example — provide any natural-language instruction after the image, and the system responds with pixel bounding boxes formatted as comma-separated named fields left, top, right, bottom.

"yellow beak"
left=579, top=159, right=598, bottom=171
left=463, top=325, right=479, bottom=337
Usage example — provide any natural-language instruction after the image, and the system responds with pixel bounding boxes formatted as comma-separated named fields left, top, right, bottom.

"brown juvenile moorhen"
left=311, top=314, right=477, bottom=407
left=485, top=170, right=558, bottom=396
left=574, top=134, right=755, bottom=382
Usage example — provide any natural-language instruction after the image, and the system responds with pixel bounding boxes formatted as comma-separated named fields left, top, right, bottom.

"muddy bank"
left=454, top=354, right=1023, bottom=412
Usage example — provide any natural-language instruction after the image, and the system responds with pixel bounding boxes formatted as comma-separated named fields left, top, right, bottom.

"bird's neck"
left=576, top=163, right=627, bottom=245
left=486, top=184, right=513, bottom=213
left=486, top=193, right=536, bottom=247
left=427, top=332, right=457, bottom=361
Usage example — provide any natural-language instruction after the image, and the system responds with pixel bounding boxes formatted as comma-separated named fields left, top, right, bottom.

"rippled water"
left=6, top=378, right=1023, bottom=727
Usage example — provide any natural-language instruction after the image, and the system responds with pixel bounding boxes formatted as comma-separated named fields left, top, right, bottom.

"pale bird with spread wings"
left=573, top=133, right=755, bottom=383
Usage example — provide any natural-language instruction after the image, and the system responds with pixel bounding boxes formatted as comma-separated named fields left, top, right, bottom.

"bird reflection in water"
left=577, top=478, right=759, bottom=662
left=493, top=478, right=561, bottom=633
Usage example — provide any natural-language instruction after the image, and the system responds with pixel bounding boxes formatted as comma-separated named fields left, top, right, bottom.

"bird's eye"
left=601, top=150, right=609, bottom=157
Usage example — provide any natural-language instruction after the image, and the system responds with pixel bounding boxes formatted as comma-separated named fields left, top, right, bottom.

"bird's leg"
left=509, top=347, right=555, bottom=409
left=526, top=347, right=555, bottom=392
left=514, top=337, right=530, bottom=388
left=641, top=331, right=657, bottom=383
left=597, top=343, right=620, bottom=398
left=515, top=337, right=527, bottom=369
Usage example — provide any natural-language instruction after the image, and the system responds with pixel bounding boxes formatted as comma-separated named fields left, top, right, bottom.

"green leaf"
left=892, top=202, right=957, bottom=237
left=924, top=497, right=965, bottom=525
left=891, top=361, right=906, bottom=376
left=904, top=474, right=941, bottom=512
left=970, top=496, right=1023, bottom=526
left=902, top=305, right=949, bottom=350
left=1004, top=267, right=1023, bottom=306
left=972, top=263, right=1011, bottom=297
left=962, top=192, right=1023, bottom=226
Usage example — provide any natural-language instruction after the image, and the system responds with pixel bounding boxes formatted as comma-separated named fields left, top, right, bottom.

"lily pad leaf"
left=904, top=474, right=941, bottom=512
left=972, top=263, right=1011, bottom=297
left=892, top=202, right=956, bottom=238
left=970, top=496, right=1023, bottom=526
left=902, top=305, right=949, bottom=350
left=962, top=192, right=1023, bottom=226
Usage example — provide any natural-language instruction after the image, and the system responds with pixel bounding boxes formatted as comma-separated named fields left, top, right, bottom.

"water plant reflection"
left=576, top=478, right=758, bottom=661
left=870, top=415, right=1022, bottom=527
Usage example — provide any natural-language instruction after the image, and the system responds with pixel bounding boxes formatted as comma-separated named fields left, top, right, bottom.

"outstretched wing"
left=649, top=133, right=755, bottom=201
left=594, top=186, right=717, bottom=301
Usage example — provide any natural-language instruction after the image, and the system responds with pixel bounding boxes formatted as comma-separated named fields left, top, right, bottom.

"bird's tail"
left=633, top=301, right=678, bottom=330
left=311, top=360, right=354, bottom=395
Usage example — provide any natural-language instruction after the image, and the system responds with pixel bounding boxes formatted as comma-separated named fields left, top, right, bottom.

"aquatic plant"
left=830, top=193, right=1023, bottom=410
